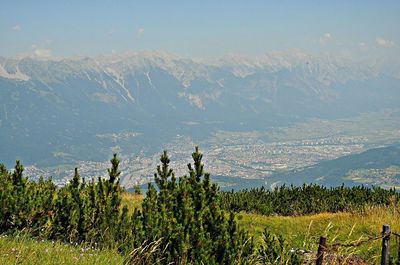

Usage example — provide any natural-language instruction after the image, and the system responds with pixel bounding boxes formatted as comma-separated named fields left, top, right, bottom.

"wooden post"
left=398, top=238, right=400, bottom=265
left=316, top=236, right=327, bottom=265
left=381, top=224, right=390, bottom=265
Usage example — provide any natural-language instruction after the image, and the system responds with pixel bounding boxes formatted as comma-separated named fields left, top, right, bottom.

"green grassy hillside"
left=239, top=205, right=400, bottom=263
left=2, top=195, right=398, bottom=264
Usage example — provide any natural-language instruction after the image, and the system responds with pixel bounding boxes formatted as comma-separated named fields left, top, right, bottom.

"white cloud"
left=33, top=48, right=53, bottom=58
left=12, top=25, right=22, bottom=32
left=137, top=27, right=145, bottom=37
left=319, top=33, right=332, bottom=45
left=376, top=37, right=395, bottom=48
left=15, top=46, right=53, bottom=59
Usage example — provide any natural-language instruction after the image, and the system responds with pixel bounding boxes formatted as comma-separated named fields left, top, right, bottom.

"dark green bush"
left=0, top=148, right=253, bottom=264
left=257, top=227, right=303, bottom=264
left=220, top=184, right=398, bottom=216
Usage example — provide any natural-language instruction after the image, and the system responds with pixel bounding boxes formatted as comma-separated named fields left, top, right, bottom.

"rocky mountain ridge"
left=1, top=51, right=399, bottom=167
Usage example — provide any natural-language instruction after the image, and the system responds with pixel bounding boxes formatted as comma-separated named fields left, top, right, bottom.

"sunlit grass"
left=121, top=193, right=143, bottom=214
left=0, top=194, right=143, bottom=265
left=237, top=204, right=400, bottom=263
left=0, top=235, right=124, bottom=265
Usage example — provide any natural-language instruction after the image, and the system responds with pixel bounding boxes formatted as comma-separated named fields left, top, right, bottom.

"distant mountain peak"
left=0, top=50, right=398, bottom=89
left=0, top=58, right=31, bottom=81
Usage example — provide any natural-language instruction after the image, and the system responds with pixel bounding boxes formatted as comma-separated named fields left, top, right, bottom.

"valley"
left=23, top=110, right=400, bottom=190
left=1, top=52, right=400, bottom=190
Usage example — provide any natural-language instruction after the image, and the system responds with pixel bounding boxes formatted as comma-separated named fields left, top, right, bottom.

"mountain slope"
left=268, top=143, right=400, bottom=187
left=1, top=51, right=400, bottom=167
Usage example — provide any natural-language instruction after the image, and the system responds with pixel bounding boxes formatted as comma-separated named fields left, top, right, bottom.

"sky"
left=1, top=1, right=399, bottom=60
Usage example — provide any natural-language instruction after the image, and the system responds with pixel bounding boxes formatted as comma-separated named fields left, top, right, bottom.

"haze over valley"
left=2, top=1, right=400, bottom=190
left=1, top=51, right=400, bottom=189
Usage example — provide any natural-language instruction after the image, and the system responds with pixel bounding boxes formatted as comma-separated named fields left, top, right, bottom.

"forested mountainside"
left=267, top=142, right=400, bottom=188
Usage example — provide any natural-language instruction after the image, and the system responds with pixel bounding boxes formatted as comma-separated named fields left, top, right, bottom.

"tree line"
left=220, top=184, right=398, bottom=216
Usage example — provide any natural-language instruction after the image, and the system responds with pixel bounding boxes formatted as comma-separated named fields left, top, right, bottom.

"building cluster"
left=24, top=135, right=368, bottom=189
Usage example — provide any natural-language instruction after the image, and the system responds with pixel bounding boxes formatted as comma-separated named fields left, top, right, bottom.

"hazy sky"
left=1, top=1, right=399, bottom=59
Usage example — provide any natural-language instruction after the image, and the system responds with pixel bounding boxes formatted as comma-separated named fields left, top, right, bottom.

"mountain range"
left=1, top=51, right=400, bottom=168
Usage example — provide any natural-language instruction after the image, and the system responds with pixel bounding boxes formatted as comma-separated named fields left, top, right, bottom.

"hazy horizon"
left=1, top=1, right=399, bottom=61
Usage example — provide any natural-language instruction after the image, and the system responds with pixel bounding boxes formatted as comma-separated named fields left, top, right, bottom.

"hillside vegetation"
left=220, top=185, right=398, bottom=216
left=0, top=234, right=124, bottom=265
left=1, top=203, right=400, bottom=264
left=1, top=148, right=399, bottom=264
left=0, top=148, right=253, bottom=264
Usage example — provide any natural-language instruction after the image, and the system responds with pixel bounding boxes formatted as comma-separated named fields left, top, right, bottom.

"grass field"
left=238, top=205, right=400, bottom=263
left=0, top=234, right=124, bottom=265
left=1, top=194, right=399, bottom=264
left=121, top=193, right=143, bottom=214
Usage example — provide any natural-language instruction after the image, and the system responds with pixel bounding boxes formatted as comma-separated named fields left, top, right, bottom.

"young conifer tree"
left=135, top=147, right=254, bottom=264
left=108, top=153, right=121, bottom=184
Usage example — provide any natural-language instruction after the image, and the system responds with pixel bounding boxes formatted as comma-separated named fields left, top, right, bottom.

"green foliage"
left=1, top=161, right=56, bottom=233
left=133, top=184, right=142, bottom=195
left=132, top=147, right=254, bottom=264
left=0, top=156, right=126, bottom=249
left=107, top=153, right=120, bottom=184
left=257, top=228, right=302, bottom=264
left=220, top=184, right=399, bottom=216
left=0, top=149, right=254, bottom=264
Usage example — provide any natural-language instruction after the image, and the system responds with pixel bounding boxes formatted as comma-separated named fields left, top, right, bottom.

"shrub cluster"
left=0, top=148, right=253, bottom=264
left=0, top=155, right=126, bottom=248
left=220, top=184, right=398, bottom=216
